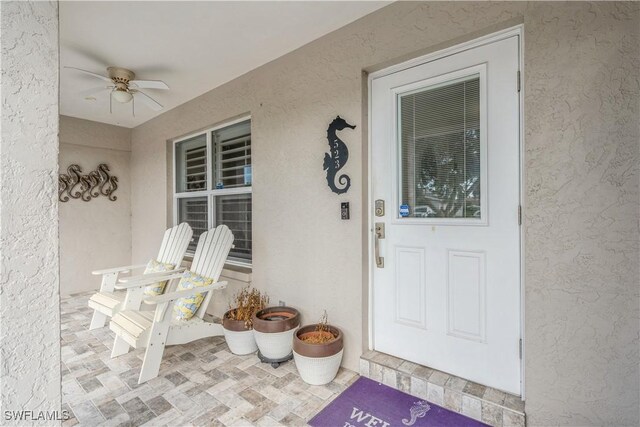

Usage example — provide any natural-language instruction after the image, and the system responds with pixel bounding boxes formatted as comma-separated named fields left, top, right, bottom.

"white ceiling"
left=60, top=1, right=388, bottom=128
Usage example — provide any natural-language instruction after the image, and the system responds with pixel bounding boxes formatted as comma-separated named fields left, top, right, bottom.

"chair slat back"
left=156, top=223, right=193, bottom=267
left=190, top=225, right=234, bottom=319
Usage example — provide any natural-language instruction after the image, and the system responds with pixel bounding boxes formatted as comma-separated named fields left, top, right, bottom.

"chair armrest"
left=143, top=281, right=228, bottom=304
left=114, top=271, right=185, bottom=289
left=91, top=263, right=147, bottom=276
left=118, top=268, right=186, bottom=284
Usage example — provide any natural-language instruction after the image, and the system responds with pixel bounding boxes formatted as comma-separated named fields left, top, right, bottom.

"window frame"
left=172, top=115, right=252, bottom=267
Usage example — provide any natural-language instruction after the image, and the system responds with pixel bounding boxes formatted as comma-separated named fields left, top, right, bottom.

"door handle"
left=374, top=222, right=385, bottom=268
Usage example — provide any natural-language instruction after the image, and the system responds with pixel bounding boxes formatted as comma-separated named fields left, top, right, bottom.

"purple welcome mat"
left=309, top=377, right=487, bottom=427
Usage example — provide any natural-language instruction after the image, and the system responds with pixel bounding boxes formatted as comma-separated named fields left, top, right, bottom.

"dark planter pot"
left=252, top=306, right=300, bottom=359
left=222, top=309, right=251, bottom=331
left=293, top=324, right=344, bottom=385
left=222, top=309, right=258, bottom=355
left=293, top=325, right=343, bottom=357
left=252, top=306, right=300, bottom=333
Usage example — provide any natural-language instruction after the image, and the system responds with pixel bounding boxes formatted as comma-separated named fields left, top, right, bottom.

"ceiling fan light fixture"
left=112, top=89, right=133, bottom=103
left=66, top=66, right=166, bottom=115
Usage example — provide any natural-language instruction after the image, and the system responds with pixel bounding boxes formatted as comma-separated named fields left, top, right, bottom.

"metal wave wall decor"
left=323, top=115, right=356, bottom=195
left=59, top=164, right=118, bottom=202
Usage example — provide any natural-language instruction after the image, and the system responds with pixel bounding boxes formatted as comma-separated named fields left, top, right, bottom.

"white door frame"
left=366, top=24, right=526, bottom=397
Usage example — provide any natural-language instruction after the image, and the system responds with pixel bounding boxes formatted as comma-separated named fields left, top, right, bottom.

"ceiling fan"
left=65, top=66, right=169, bottom=115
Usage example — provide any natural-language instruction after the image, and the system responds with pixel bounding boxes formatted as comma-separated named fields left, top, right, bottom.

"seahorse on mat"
left=402, top=400, right=431, bottom=426
left=324, top=115, right=355, bottom=194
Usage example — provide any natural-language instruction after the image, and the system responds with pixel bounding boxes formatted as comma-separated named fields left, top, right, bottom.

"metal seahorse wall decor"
left=324, top=115, right=355, bottom=194
left=58, top=163, right=118, bottom=202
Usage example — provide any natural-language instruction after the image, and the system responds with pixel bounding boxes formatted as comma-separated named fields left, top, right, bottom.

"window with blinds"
left=212, top=120, right=251, bottom=189
left=216, top=193, right=252, bottom=262
left=177, top=197, right=208, bottom=252
left=175, top=134, right=207, bottom=193
left=174, top=118, right=252, bottom=265
left=399, top=74, right=481, bottom=219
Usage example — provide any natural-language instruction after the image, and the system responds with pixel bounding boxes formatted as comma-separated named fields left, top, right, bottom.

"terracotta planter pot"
left=293, top=324, right=344, bottom=385
left=252, top=306, right=300, bottom=359
left=222, top=309, right=257, bottom=355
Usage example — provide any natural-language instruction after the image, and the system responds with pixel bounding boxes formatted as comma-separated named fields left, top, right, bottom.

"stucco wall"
left=129, top=2, right=639, bottom=425
left=59, top=116, right=132, bottom=296
left=523, top=4, right=639, bottom=425
left=0, top=0, right=61, bottom=422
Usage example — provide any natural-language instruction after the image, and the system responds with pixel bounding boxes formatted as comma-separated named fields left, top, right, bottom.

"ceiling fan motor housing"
left=107, top=66, right=135, bottom=84
left=108, top=67, right=136, bottom=103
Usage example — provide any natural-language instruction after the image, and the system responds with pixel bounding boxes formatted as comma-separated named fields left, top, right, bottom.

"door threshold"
left=360, top=350, right=525, bottom=427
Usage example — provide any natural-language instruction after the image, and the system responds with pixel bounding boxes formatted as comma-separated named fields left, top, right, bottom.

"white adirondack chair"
left=87, top=223, right=193, bottom=330
left=109, top=225, right=234, bottom=384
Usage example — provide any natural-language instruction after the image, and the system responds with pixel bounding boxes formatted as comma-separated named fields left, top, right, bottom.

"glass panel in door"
left=399, top=75, right=481, bottom=219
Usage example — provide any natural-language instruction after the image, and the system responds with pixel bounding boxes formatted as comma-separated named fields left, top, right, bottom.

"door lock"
left=375, top=199, right=385, bottom=217
left=374, top=222, right=385, bottom=268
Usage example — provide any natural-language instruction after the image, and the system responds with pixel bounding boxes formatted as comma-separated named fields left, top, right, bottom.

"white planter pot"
left=253, top=328, right=297, bottom=360
left=223, top=327, right=257, bottom=355
left=293, top=349, right=344, bottom=385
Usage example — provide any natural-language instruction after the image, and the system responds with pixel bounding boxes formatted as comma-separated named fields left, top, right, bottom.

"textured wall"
left=59, top=116, right=132, bottom=296
left=131, top=0, right=528, bottom=375
left=129, top=2, right=639, bottom=425
left=0, top=0, right=61, bottom=423
left=523, top=3, right=639, bottom=425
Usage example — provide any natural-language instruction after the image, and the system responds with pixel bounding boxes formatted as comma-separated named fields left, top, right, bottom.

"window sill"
left=182, top=255, right=252, bottom=283
left=220, top=263, right=252, bottom=283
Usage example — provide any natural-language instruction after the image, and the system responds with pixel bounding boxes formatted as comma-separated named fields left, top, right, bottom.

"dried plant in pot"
left=222, top=287, right=268, bottom=355
left=293, top=311, right=344, bottom=385
left=252, top=306, right=300, bottom=360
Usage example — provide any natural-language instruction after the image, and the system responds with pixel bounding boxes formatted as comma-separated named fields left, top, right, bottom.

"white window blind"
left=177, top=197, right=208, bottom=252
left=175, top=134, right=207, bottom=192
left=399, top=75, right=481, bottom=219
left=216, top=193, right=252, bottom=262
left=214, top=132, right=251, bottom=189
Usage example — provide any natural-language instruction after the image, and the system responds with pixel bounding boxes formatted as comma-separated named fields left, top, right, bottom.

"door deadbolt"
left=375, top=199, right=385, bottom=217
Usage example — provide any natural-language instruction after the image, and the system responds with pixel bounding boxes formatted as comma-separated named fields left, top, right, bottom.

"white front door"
left=371, top=35, right=521, bottom=394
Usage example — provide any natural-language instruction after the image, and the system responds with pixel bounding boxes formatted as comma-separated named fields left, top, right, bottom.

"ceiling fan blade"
left=133, top=90, right=163, bottom=111
left=64, top=66, right=112, bottom=83
left=78, top=86, right=113, bottom=98
left=129, top=79, right=169, bottom=90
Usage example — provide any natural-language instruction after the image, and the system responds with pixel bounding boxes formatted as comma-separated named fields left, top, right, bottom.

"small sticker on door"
left=399, top=204, right=410, bottom=217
